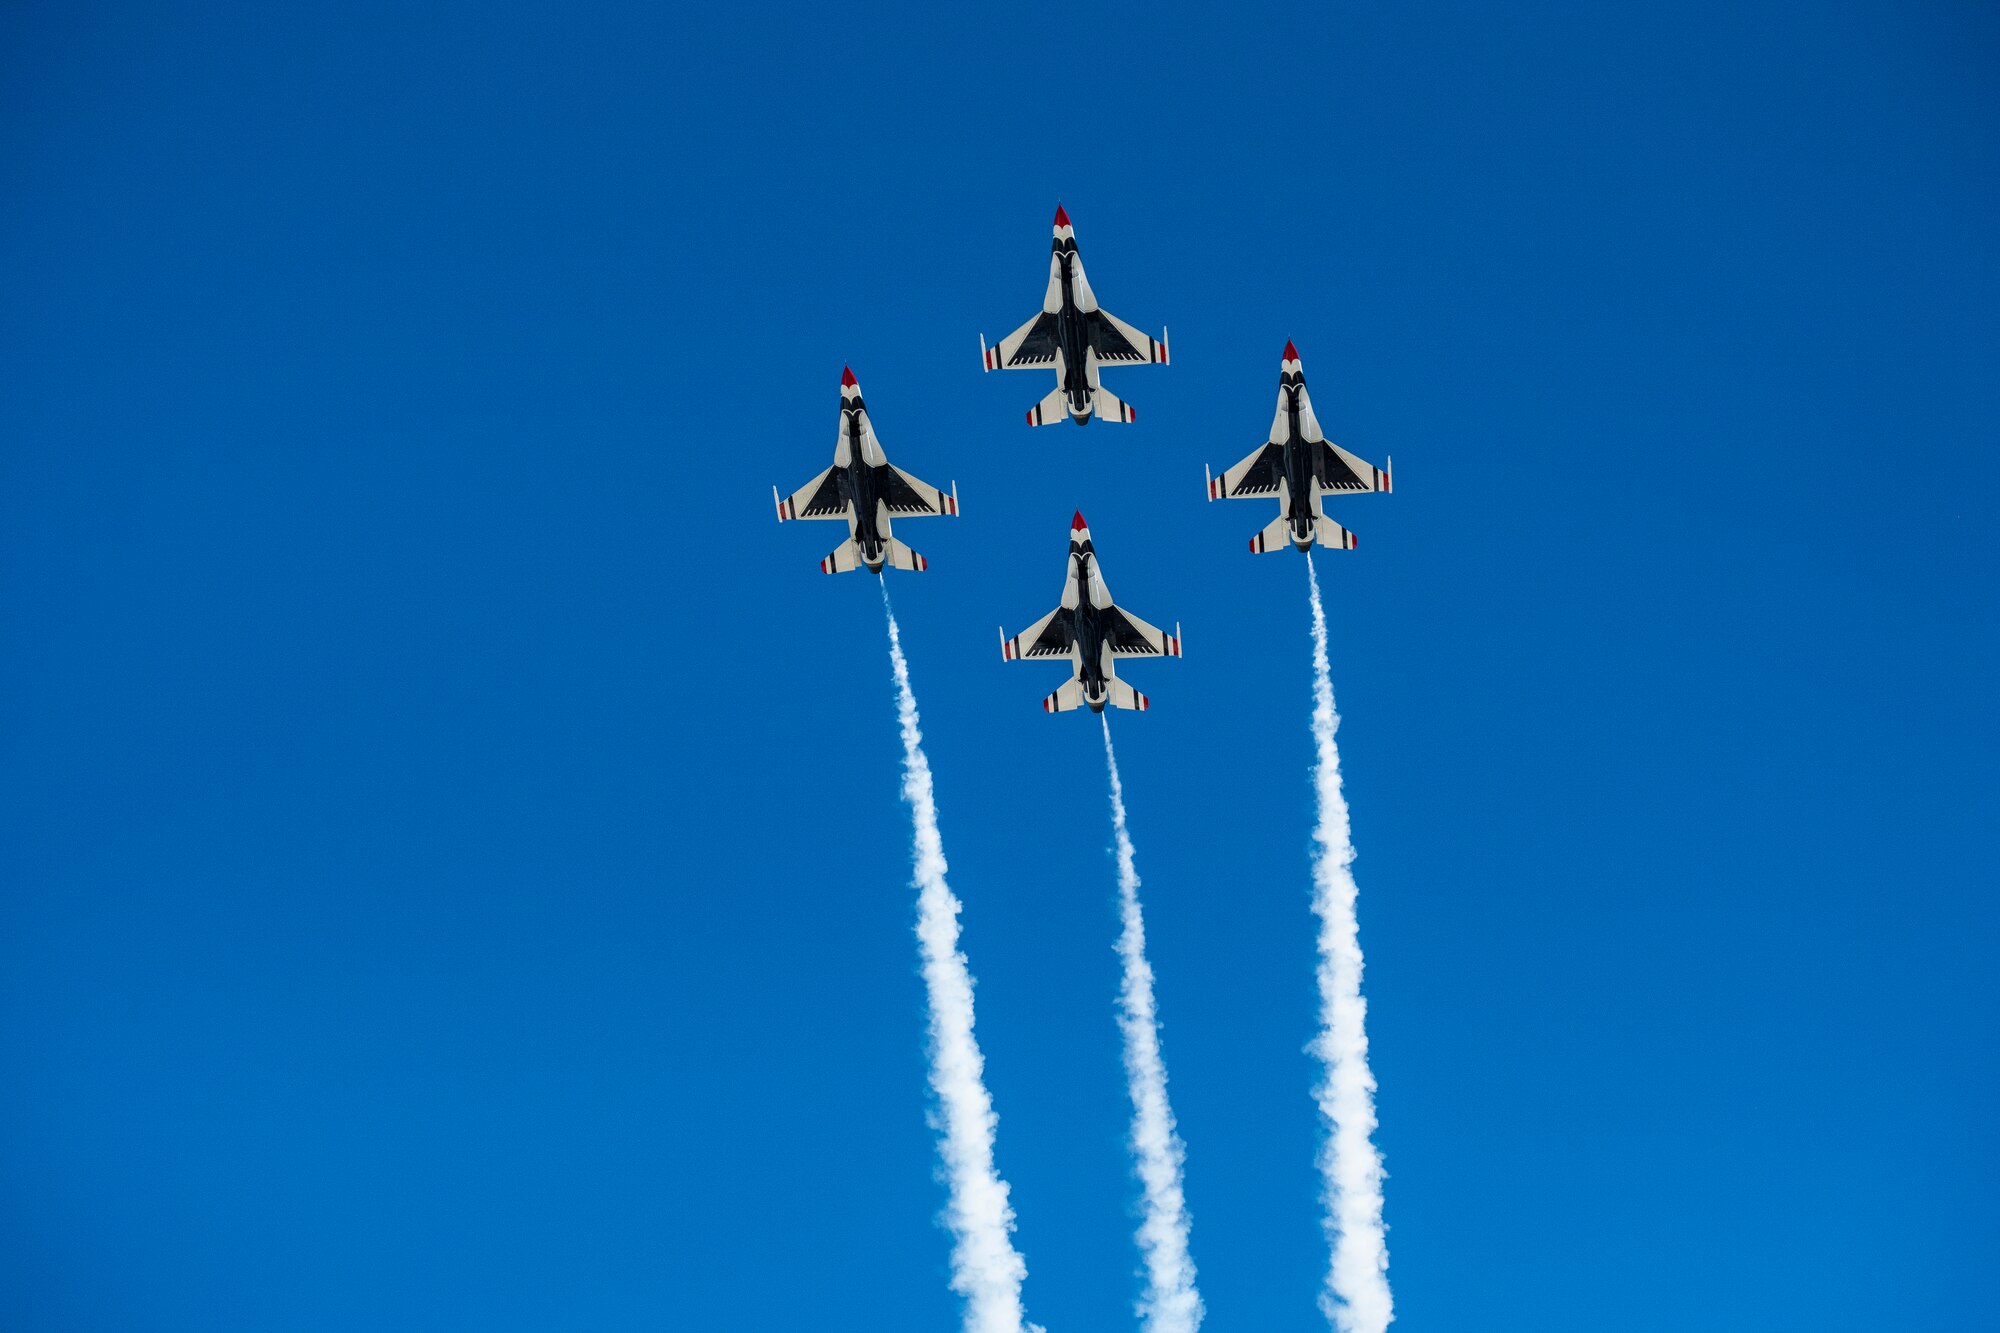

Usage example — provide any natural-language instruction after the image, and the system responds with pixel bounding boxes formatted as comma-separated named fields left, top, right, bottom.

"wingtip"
left=1053, top=203, right=1070, bottom=227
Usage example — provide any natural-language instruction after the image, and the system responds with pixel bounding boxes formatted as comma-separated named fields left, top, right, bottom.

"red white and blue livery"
left=1000, top=513, right=1182, bottom=713
left=980, top=206, right=1168, bottom=427
left=1205, top=342, right=1391, bottom=552
left=774, top=368, right=958, bottom=574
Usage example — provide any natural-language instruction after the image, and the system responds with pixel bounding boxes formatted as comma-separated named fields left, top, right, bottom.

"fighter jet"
left=980, top=206, right=1168, bottom=426
left=774, top=367, right=959, bottom=573
left=1205, top=342, right=1391, bottom=552
left=999, top=513, right=1182, bottom=713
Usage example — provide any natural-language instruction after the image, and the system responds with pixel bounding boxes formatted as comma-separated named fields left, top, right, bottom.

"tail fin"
left=1042, top=678, right=1087, bottom=713
left=884, top=538, right=929, bottom=572
left=1092, top=384, right=1136, bottom=424
left=1027, top=385, right=1067, bottom=427
left=1250, top=514, right=1294, bottom=554
left=1313, top=515, right=1358, bottom=550
left=1106, top=677, right=1150, bottom=711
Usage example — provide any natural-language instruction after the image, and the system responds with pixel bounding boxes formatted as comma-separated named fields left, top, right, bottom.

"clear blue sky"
left=3, top=3, right=1995, bottom=1329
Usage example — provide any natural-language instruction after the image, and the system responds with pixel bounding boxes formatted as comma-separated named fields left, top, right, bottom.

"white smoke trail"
left=1304, top=555, right=1393, bottom=1333
left=1100, top=716, right=1204, bottom=1333
left=882, top=584, right=1037, bottom=1333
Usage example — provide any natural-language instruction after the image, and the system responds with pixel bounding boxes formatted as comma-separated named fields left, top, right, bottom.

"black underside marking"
left=799, top=471, right=847, bottom=517
left=876, top=465, right=939, bottom=515
left=1230, top=444, right=1284, bottom=496
left=1100, top=607, right=1160, bottom=656
left=1025, top=608, right=1076, bottom=657
left=1088, top=312, right=1148, bottom=363
left=1314, top=441, right=1371, bottom=491
left=1007, top=312, right=1060, bottom=366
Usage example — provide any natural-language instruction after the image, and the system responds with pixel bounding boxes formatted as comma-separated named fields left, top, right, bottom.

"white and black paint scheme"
left=1000, top=513, right=1182, bottom=713
left=980, top=206, right=1168, bottom=427
left=775, top=367, right=959, bottom=574
left=1205, top=342, right=1391, bottom=552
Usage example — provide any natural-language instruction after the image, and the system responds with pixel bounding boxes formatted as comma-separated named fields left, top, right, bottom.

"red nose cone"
left=840, top=366, right=857, bottom=387
left=1071, top=510, right=1088, bottom=531
left=1053, top=204, right=1071, bottom=228
left=1283, top=340, right=1299, bottom=362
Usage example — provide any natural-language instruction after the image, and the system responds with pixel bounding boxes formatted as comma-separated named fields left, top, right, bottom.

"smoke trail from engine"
left=882, top=585, right=1037, bottom=1333
left=1304, top=555, right=1393, bottom=1333
left=1100, top=715, right=1204, bottom=1333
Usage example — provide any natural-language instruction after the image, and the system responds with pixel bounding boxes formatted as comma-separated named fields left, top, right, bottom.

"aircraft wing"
left=1000, top=608, right=1076, bottom=661
left=1104, top=607, right=1183, bottom=660
left=876, top=466, right=960, bottom=517
left=1210, top=443, right=1284, bottom=499
left=1314, top=441, right=1392, bottom=495
left=984, top=310, right=1059, bottom=370
left=1089, top=310, right=1168, bottom=367
left=775, top=469, right=847, bottom=521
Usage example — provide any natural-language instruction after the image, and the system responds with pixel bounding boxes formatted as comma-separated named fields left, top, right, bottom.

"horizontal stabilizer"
left=820, top=538, right=929, bottom=574
left=1027, top=385, right=1067, bottom=427
left=1092, top=384, right=1135, bottom=424
left=1042, top=678, right=1087, bottom=713
left=1250, top=514, right=1295, bottom=554
left=820, top=539, right=863, bottom=574
left=1106, top=678, right=1150, bottom=712
left=1314, top=515, right=1358, bottom=550
left=884, top=538, right=929, bottom=572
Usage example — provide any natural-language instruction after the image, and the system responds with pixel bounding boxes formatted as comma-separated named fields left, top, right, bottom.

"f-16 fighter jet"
left=999, top=513, right=1182, bottom=713
left=980, top=206, right=1168, bottom=426
left=774, top=367, right=959, bottom=573
left=1205, top=342, right=1391, bottom=552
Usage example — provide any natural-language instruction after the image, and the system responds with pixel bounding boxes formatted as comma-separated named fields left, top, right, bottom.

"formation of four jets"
left=776, top=207, right=1393, bottom=713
